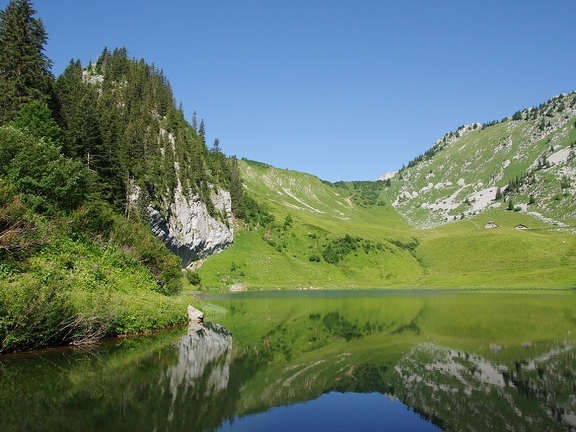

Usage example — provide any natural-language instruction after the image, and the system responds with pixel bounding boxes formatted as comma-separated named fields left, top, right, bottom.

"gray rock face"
left=131, top=181, right=234, bottom=267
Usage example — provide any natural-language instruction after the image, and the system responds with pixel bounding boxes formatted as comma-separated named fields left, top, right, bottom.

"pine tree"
left=198, top=119, right=206, bottom=144
left=495, top=187, right=502, bottom=200
left=211, top=138, right=220, bottom=153
left=0, top=0, right=53, bottom=124
left=55, top=59, right=94, bottom=157
left=229, top=157, right=245, bottom=219
left=191, top=111, right=198, bottom=133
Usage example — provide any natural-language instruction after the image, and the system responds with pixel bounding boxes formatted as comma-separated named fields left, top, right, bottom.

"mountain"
left=0, top=3, right=242, bottom=351
left=382, top=92, right=576, bottom=230
left=197, top=92, right=576, bottom=290
left=56, top=49, right=237, bottom=265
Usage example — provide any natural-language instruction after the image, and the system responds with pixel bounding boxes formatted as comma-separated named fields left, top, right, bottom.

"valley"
left=197, top=92, right=576, bottom=290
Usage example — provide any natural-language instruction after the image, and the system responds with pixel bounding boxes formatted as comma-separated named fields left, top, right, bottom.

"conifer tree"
left=198, top=119, right=206, bottom=143
left=229, top=156, right=245, bottom=219
left=191, top=111, right=198, bottom=133
left=0, top=0, right=53, bottom=124
left=55, top=59, right=93, bottom=157
left=211, top=138, right=220, bottom=153
left=495, top=187, right=502, bottom=200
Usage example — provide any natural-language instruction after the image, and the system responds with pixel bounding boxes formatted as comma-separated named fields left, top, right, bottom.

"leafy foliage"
left=0, top=126, right=91, bottom=212
left=11, top=100, right=62, bottom=144
left=333, top=180, right=387, bottom=207
left=186, top=270, right=202, bottom=286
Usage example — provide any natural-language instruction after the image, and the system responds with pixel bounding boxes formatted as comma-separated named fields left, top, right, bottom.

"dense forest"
left=0, top=0, right=248, bottom=352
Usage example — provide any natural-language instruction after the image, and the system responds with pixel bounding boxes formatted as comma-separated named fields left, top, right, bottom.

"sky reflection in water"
left=218, top=391, right=440, bottom=432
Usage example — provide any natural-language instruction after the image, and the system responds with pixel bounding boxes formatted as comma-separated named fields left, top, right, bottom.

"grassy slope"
left=198, top=161, right=423, bottom=289
left=381, top=92, right=576, bottom=229
left=417, top=220, right=576, bottom=288
left=197, top=159, right=576, bottom=290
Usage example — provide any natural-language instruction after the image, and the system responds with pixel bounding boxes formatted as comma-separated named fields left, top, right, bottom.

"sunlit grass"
left=198, top=159, right=576, bottom=290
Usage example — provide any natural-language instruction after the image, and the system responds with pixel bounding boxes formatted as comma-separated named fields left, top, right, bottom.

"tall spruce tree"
left=0, top=0, right=53, bottom=124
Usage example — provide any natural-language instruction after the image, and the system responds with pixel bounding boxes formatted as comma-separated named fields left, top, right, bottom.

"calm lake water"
left=1, top=290, right=575, bottom=431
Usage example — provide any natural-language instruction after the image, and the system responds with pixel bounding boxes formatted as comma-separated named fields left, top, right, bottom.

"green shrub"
left=0, top=277, right=73, bottom=353
left=110, top=217, right=182, bottom=295
left=186, top=270, right=202, bottom=286
left=308, top=254, right=321, bottom=262
left=322, top=245, right=340, bottom=264
left=0, top=126, right=92, bottom=212
left=11, top=101, right=63, bottom=146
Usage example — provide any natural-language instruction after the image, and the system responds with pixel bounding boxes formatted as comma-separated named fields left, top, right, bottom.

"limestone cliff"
left=131, top=181, right=234, bottom=268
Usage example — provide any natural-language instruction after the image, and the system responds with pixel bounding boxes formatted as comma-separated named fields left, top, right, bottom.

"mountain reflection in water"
left=169, top=321, right=233, bottom=400
left=0, top=290, right=575, bottom=432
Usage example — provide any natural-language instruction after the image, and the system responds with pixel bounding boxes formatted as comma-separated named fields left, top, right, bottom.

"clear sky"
left=6, top=0, right=576, bottom=182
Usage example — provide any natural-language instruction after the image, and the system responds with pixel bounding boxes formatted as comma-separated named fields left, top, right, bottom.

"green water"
left=1, top=290, right=575, bottom=431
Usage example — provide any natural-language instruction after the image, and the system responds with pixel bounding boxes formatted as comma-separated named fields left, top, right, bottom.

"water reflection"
left=0, top=291, right=575, bottom=431
left=163, top=322, right=234, bottom=429
left=169, top=322, right=232, bottom=401
left=392, top=342, right=576, bottom=431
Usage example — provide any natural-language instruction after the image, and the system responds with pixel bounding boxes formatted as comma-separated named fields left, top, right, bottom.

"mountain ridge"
left=377, top=91, right=576, bottom=230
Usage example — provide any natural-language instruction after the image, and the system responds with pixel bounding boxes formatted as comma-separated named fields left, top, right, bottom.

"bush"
left=0, top=277, right=74, bottom=353
left=322, top=245, right=340, bottom=264
left=0, top=126, right=92, bottom=212
left=309, top=254, right=321, bottom=262
left=186, top=270, right=202, bottom=286
left=110, top=217, right=183, bottom=295
left=11, top=101, right=63, bottom=145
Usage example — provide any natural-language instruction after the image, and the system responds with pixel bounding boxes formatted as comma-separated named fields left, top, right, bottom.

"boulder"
left=187, top=305, right=204, bottom=323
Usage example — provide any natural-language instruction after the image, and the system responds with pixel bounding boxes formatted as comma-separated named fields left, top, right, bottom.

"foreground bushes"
left=0, top=182, right=186, bottom=353
left=0, top=232, right=186, bottom=353
left=0, top=275, right=186, bottom=353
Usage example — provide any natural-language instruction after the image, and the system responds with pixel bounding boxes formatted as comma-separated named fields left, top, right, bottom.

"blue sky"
left=9, top=0, right=576, bottom=182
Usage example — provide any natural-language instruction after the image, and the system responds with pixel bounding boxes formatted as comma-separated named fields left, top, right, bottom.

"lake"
left=1, top=290, right=575, bottom=431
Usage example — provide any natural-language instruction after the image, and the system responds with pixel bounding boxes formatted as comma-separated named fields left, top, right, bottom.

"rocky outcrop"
left=187, top=305, right=204, bottom=322
left=130, top=181, right=234, bottom=268
left=187, top=305, right=205, bottom=333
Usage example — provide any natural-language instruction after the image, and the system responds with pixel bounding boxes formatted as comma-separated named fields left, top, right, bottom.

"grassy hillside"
left=415, top=218, right=576, bottom=288
left=197, top=158, right=576, bottom=290
left=198, top=161, right=423, bottom=289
